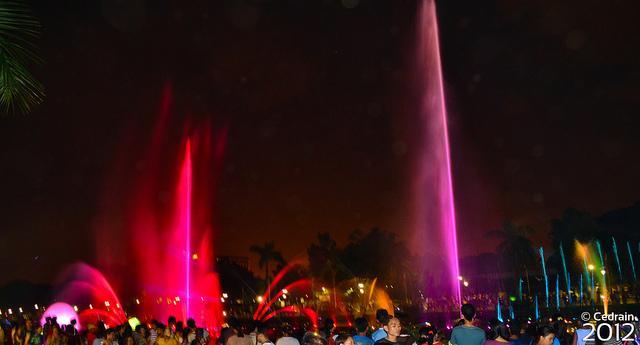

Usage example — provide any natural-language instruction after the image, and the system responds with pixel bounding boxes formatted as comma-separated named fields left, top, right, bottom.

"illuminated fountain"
left=91, top=86, right=225, bottom=330
left=52, top=263, right=126, bottom=327
left=412, top=0, right=461, bottom=305
left=252, top=261, right=317, bottom=328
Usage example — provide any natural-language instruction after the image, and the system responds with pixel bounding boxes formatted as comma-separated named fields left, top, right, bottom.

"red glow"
left=253, top=260, right=304, bottom=320
left=92, top=85, right=225, bottom=332
left=254, top=279, right=311, bottom=321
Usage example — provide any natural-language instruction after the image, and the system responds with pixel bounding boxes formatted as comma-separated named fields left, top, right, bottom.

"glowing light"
left=222, top=293, right=228, bottom=298
left=18, top=307, right=23, bottom=313
left=321, top=286, right=326, bottom=292
left=192, top=253, right=199, bottom=260
left=220, top=297, right=225, bottom=302
left=116, top=303, right=121, bottom=309
left=128, top=317, right=141, bottom=330
left=600, top=269, right=606, bottom=275
left=135, top=299, right=140, bottom=305
left=282, top=295, right=287, bottom=300
left=222, top=311, right=227, bottom=317
left=41, top=303, right=80, bottom=330
left=359, top=288, right=365, bottom=294
left=104, top=301, right=110, bottom=307
left=458, top=276, right=463, bottom=281
left=282, top=289, right=288, bottom=294
left=256, top=296, right=263, bottom=303
left=73, top=305, right=78, bottom=312
left=89, top=304, right=93, bottom=309
left=8, top=309, right=12, bottom=315
left=588, top=264, right=595, bottom=271
left=463, top=281, right=469, bottom=287
left=175, top=296, right=181, bottom=302
left=358, top=283, right=364, bottom=288
left=34, top=304, right=38, bottom=310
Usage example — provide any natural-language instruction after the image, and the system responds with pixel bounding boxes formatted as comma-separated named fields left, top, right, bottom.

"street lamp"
left=588, top=264, right=595, bottom=271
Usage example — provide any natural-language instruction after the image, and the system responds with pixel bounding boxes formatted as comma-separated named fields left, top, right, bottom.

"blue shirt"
left=354, top=335, right=373, bottom=345
left=450, top=325, right=485, bottom=345
left=372, top=329, right=387, bottom=344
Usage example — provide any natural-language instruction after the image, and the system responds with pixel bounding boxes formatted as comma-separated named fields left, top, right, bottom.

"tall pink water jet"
left=94, top=86, right=225, bottom=331
left=411, top=0, right=461, bottom=305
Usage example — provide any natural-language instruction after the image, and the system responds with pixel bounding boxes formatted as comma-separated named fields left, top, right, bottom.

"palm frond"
left=0, top=1, right=44, bottom=114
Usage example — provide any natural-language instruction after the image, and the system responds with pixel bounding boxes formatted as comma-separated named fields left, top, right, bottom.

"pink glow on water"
left=413, top=0, right=461, bottom=304
left=92, top=86, right=225, bottom=331
left=181, top=140, right=193, bottom=320
left=42, top=303, right=80, bottom=329
left=53, top=263, right=126, bottom=327
left=261, top=306, right=299, bottom=322
left=254, top=279, right=311, bottom=321
left=301, top=308, right=318, bottom=330
left=253, top=260, right=304, bottom=320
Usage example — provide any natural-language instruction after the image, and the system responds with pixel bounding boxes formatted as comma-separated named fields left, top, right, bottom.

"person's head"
left=186, top=319, right=196, bottom=329
left=460, top=304, right=476, bottom=323
left=534, top=325, right=555, bottom=345
left=321, top=318, right=334, bottom=333
left=494, top=324, right=510, bottom=341
left=257, top=332, right=271, bottom=344
left=383, top=318, right=401, bottom=338
left=281, top=325, right=293, bottom=337
left=334, top=335, right=354, bottom=345
left=125, top=337, right=135, bottom=345
left=354, top=317, right=368, bottom=334
left=168, top=317, right=176, bottom=326
left=302, top=331, right=320, bottom=345
left=376, top=309, right=390, bottom=326
left=135, top=325, right=144, bottom=334
left=106, top=330, right=116, bottom=341
left=416, top=326, right=434, bottom=345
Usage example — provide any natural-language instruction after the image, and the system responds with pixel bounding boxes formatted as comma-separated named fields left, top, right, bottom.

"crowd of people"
left=0, top=303, right=637, bottom=345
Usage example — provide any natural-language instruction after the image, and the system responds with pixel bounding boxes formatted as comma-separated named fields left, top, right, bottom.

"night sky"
left=1, top=0, right=639, bottom=285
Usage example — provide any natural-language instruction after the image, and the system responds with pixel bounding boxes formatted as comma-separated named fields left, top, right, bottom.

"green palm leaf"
left=0, top=1, right=44, bottom=114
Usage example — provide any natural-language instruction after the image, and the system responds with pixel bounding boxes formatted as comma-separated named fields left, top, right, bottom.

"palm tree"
left=249, top=242, right=285, bottom=300
left=0, top=2, right=45, bottom=114
left=488, top=221, right=537, bottom=283
left=307, top=232, right=350, bottom=309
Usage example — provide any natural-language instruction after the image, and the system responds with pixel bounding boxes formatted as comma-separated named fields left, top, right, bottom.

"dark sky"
left=1, top=0, right=639, bottom=285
